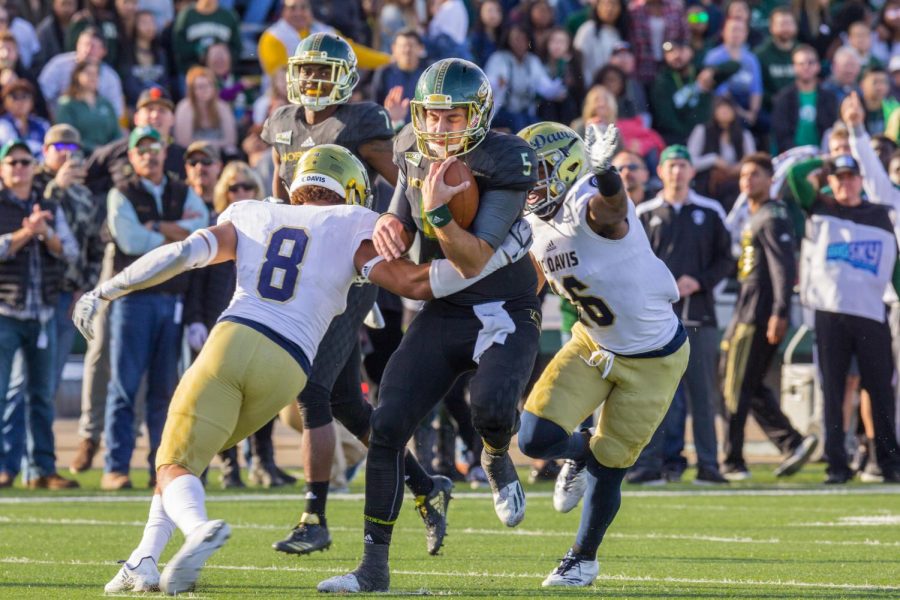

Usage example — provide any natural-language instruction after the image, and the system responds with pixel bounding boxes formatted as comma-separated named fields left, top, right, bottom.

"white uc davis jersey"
left=528, top=174, right=680, bottom=355
left=217, top=200, right=377, bottom=362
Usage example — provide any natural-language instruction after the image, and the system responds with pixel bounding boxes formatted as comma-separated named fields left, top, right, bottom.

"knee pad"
left=332, top=396, right=372, bottom=440
left=297, top=382, right=333, bottom=429
left=517, top=411, right=571, bottom=459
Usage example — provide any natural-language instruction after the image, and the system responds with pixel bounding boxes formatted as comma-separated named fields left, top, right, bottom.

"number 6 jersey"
left=217, top=200, right=377, bottom=362
left=528, top=174, right=680, bottom=355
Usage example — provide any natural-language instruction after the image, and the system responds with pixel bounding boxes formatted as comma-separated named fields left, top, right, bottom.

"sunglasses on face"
left=4, top=157, right=33, bottom=167
left=137, top=143, right=162, bottom=155
left=228, top=182, right=256, bottom=193
left=187, top=157, right=214, bottom=167
left=52, top=142, right=80, bottom=152
left=9, top=92, right=31, bottom=101
left=617, top=162, right=643, bottom=171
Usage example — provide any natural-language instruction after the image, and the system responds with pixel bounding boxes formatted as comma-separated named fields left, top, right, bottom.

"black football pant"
left=815, top=310, right=900, bottom=478
left=365, top=297, right=540, bottom=542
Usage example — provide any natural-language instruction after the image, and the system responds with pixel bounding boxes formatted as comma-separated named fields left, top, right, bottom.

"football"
left=443, top=159, right=479, bottom=229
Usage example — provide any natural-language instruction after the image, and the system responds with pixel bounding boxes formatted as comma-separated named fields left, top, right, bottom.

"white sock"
left=127, top=494, right=175, bottom=567
left=161, top=474, right=208, bottom=537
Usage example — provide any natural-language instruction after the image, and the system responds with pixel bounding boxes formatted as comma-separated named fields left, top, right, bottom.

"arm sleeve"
left=759, top=213, right=797, bottom=318
left=176, top=189, right=211, bottom=232
left=470, top=188, right=526, bottom=250
left=386, top=169, right=416, bottom=231
left=53, top=205, right=79, bottom=262
left=107, top=188, right=165, bottom=255
left=849, top=125, right=899, bottom=211
left=786, top=157, right=823, bottom=213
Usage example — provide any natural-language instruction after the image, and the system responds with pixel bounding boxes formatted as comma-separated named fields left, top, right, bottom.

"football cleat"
left=159, top=519, right=230, bottom=595
left=104, top=556, right=159, bottom=593
left=317, top=565, right=390, bottom=593
left=774, top=434, right=818, bottom=477
left=542, top=549, right=599, bottom=587
left=482, top=449, right=526, bottom=527
left=553, top=460, right=587, bottom=513
left=414, top=475, right=453, bottom=555
left=273, top=512, right=332, bottom=555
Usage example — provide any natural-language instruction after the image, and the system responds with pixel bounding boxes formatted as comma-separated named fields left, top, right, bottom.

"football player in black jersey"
left=318, top=58, right=542, bottom=594
left=261, top=32, right=446, bottom=558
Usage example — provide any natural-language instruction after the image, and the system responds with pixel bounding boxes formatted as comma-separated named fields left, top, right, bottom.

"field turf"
left=0, top=465, right=898, bottom=598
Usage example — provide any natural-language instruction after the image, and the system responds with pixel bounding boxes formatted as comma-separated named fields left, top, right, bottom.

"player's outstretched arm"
left=72, top=224, right=237, bottom=341
left=585, top=123, right=629, bottom=239
left=354, top=239, right=433, bottom=300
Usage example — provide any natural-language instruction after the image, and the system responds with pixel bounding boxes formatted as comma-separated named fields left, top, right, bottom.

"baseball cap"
left=185, top=140, right=221, bottom=163
left=44, top=124, right=82, bottom=147
left=828, top=154, right=860, bottom=176
left=662, top=40, right=688, bottom=53
left=136, top=86, right=174, bottom=111
left=128, top=126, right=161, bottom=150
left=0, top=138, right=31, bottom=160
left=660, top=144, right=692, bottom=165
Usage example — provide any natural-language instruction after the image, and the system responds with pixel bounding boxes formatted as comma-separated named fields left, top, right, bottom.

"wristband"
left=360, top=255, right=385, bottom=280
left=425, top=204, right=453, bottom=229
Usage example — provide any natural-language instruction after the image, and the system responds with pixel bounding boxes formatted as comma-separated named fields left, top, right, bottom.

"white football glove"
left=187, top=322, right=209, bottom=352
left=72, top=290, right=103, bottom=342
left=585, top=123, right=620, bottom=174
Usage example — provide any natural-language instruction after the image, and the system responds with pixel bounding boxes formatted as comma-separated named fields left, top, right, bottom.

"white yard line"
left=0, top=556, right=897, bottom=593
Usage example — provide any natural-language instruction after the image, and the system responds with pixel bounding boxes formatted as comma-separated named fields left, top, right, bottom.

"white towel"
left=472, top=301, right=516, bottom=363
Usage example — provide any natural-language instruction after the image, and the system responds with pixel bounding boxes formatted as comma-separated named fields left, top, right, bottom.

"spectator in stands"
left=860, top=67, right=897, bottom=136
left=121, top=9, right=170, bottom=107
left=371, top=28, right=426, bottom=123
left=485, top=24, right=566, bottom=131
left=375, top=0, right=421, bottom=53
left=55, top=61, right=122, bottom=154
left=0, top=138, right=78, bottom=490
left=251, top=66, right=287, bottom=129
left=0, top=80, right=50, bottom=159
left=754, top=7, right=798, bottom=117
left=204, top=42, right=256, bottom=129
left=34, top=0, right=78, bottom=73
left=115, top=0, right=140, bottom=67
left=537, top=27, right=583, bottom=125
left=523, top=0, right=556, bottom=56
left=873, top=0, right=900, bottom=65
left=607, top=44, right=651, bottom=122
left=573, top=0, right=628, bottom=87
left=634, top=145, right=733, bottom=485
left=0, top=3, right=40, bottom=71
left=468, top=0, right=504, bottom=67
left=688, top=96, right=756, bottom=210
left=34, top=125, right=103, bottom=398
left=845, top=21, right=881, bottom=71
left=427, top=0, right=469, bottom=51
left=257, top=0, right=389, bottom=79
left=0, top=32, right=49, bottom=119
left=686, top=5, right=712, bottom=62
left=652, top=40, right=716, bottom=145
left=171, top=0, right=241, bottom=82
left=793, top=0, right=835, bottom=58
left=595, top=64, right=665, bottom=162
left=18, top=1, right=52, bottom=25
left=100, top=126, right=207, bottom=490
left=173, top=65, right=237, bottom=156
left=628, top=0, right=687, bottom=85
left=183, top=140, right=222, bottom=211
left=704, top=18, right=763, bottom=129
left=65, top=0, right=120, bottom=67
left=772, top=45, right=838, bottom=153
left=38, top=26, right=125, bottom=118
left=613, top=149, right=651, bottom=204
left=569, top=83, right=618, bottom=138
left=822, top=46, right=862, bottom=105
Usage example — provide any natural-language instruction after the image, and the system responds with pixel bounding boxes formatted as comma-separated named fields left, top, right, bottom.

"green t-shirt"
left=794, top=90, right=819, bottom=147
left=753, top=39, right=796, bottom=110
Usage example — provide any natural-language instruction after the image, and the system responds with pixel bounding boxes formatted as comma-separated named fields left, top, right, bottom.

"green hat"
left=660, top=144, right=692, bottom=165
left=128, top=126, right=161, bottom=150
left=0, top=139, right=30, bottom=160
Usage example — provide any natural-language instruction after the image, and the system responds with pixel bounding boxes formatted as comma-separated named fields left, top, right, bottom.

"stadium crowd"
left=0, top=0, right=899, bottom=500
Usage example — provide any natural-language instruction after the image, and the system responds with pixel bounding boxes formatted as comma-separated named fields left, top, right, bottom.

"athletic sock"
left=161, top=474, right=208, bottom=537
left=305, top=481, right=329, bottom=525
left=363, top=443, right=404, bottom=546
left=572, top=456, right=627, bottom=561
left=403, top=451, right=434, bottom=497
left=127, top=494, right=175, bottom=567
left=354, top=542, right=390, bottom=591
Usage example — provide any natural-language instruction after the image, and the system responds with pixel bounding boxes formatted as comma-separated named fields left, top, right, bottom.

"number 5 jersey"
left=216, top=200, right=377, bottom=362
left=527, top=174, right=680, bottom=355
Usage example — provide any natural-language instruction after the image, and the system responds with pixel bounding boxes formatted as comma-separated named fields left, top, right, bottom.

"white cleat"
left=104, top=556, right=160, bottom=593
left=492, top=480, right=526, bottom=527
left=542, top=550, right=599, bottom=587
left=317, top=573, right=365, bottom=593
left=553, top=460, right=587, bottom=513
left=159, top=519, right=230, bottom=595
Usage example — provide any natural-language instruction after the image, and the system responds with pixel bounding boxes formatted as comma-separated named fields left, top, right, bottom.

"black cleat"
left=775, top=434, right=818, bottom=477
left=415, top=475, right=453, bottom=555
left=273, top=513, right=332, bottom=555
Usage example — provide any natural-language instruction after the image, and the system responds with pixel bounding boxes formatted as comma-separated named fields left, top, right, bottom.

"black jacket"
left=771, top=84, right=838, bottom=153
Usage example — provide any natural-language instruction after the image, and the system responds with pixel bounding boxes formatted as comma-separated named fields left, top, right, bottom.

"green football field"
left=1, top=465, right=898, bottom=599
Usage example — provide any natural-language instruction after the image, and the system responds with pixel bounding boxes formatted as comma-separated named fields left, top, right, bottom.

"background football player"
left=260, top=33, right=445, bottom=556
left=515, top=123, right=690, bottom=587
left=319, top=58, right=541, bottom=594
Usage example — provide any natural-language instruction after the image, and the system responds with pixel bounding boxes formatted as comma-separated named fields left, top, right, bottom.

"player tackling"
left=73, top=145, right=528, bottom=596
left=515, top=122, right=690, bottom=587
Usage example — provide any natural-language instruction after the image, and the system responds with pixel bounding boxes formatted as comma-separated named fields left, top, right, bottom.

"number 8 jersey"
left=527, top=174, right=680, bottom=355
left=217, top=200, right=377, bottom=363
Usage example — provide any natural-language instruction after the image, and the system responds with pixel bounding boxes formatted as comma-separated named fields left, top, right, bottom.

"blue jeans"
left=104, top=294, right=181, bottom=476
left=0, top=314, right=58, bottom=479
left=53, top=291, right=76, bottom=393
